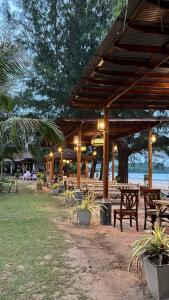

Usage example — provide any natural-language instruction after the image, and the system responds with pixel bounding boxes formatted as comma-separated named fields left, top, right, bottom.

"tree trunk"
left=99, top=160, right=103, bottom=180
left=118, top=139, right=129, bottom=183
left=0, top=161, right=3, bottom=181
left=90, top=160, right=97, bottom=178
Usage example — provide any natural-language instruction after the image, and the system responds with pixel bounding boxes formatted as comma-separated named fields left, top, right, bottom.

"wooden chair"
left=143, top=189, right=169, bottom=229
left=114, top=189, right=139, bottom=232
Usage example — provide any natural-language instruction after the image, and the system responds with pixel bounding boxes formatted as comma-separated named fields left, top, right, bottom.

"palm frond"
left=0, top=44, right=23, bottom=86
left=1, top=117, right=64, bottom=145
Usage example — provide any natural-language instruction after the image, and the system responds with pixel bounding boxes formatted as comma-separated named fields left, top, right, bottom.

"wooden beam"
left=103, top=57, right=151, bottom=67
left=115, top=42, right=169, bottom=54
left=148, top=127, right=153, bottom=189
left=103, top=108, right=110, bottom=201
left=128, top=21, right=169, bottom=35
left=77, top=129, right=81, bottom=189
left=128, top=89, right=169, bottom=95
left=94, top=69, right=169, bottom=79
left=87, top=81, right=169, bottom=89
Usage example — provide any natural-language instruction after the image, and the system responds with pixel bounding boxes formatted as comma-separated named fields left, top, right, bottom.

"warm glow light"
left=114, top=145, right=118, bottom=152
left=91, top=135, right=104, bottom=147
left=66, top=160, right=70, bottom=164
left=63, top=159, right=66, bottom=163
left=49, top=151, right=54, bottom=157
left=93, top=150, right=97, bottom=156
left=151, top=134, right=157, bottom=143
left=74, top=135, right=79, bottom=145
left=74, top=145, right=86, bottom=151
left=97, top=59, right=104, bottom=67
left=58, top=147, right=62, bottom=153
left=81, top=145, right=87, bottom=152
left=97, top=119, right=105, bottom=131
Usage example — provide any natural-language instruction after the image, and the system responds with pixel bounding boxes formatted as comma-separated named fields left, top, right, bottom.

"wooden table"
left=153, top=200, right=169, bottom=226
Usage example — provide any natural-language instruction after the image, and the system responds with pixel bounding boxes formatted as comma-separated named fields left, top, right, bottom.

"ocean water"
left=116, top=172, right=169, bottom=190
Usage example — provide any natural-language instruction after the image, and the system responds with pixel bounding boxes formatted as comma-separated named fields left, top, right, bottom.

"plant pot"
left=52, top=189, right=59, bottom=195
left=143, top=255, right=169, bottom=300
left=64, top=197, right=75, bottom=207
left=78, top=209, right=91, bottom=226
left=37, top=182, right=43, bottom=190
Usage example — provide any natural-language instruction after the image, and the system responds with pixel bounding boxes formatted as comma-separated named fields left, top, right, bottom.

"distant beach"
left=113, top=172, right=169, bottom=191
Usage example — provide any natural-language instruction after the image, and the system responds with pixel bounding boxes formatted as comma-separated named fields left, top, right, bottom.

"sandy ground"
left=54, top=202, right=155, bottom=300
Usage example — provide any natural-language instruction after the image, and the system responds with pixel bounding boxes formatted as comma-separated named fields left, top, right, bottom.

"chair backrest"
left=143, top=189, right=161, bottom=209
left=120, top=189, right=139, bottom=210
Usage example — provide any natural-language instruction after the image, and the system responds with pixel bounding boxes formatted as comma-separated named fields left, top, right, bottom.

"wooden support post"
left=112, top=142, right=115, bottom=181
left=60, top=147, right=64, bottom=181
left=50, top=154, right=54, bottom=182
left=77, top=129, right=81, bottom=189
left=103, top=108, right=110, bottom=201
left=148, top=127, right=152, bottom=189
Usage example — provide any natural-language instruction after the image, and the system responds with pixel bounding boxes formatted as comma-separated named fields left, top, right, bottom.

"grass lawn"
left=0, top=183, right=79, bottom=300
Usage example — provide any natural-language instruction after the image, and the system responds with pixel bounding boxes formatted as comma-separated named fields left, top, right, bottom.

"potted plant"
left=61, top=189, right=76, bottom=206
left=36, top=173, right=44, bottom=190
left=71, top=196, right=103, bottom=226
left=129, top=226, right=169, bottom=300
left=51, top=183, right=60, bottom=195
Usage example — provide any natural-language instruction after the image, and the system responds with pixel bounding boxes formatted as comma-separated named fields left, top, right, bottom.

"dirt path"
left=54, top=217, right=153, bottom=300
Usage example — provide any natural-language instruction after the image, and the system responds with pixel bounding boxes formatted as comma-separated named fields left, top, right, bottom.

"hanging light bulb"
left=151, top=134, right=157, bottom=143
left=97, top=119, right=105, bottom=131
left=93, top=150, right=97, bottom=156
left=74, top=136, right=79, bottom=145
left=114, top=145, right=118, bottom=152
left=58, top=147, right=62, bottom=153
left=49, top=151, right=54, bottom=157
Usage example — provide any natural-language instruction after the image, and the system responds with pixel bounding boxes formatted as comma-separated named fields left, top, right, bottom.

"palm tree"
left=0, top=44, right=64, bottom=179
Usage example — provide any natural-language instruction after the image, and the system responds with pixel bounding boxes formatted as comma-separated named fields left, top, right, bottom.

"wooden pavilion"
left=67, top=0, right=169, bottom=201
left=52, top=118, right=169, bottom=194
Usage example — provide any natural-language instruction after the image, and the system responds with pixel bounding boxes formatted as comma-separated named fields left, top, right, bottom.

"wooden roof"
left=69, top=0, right=169, bottom=110
left=55, top=118, right=163, bottom=144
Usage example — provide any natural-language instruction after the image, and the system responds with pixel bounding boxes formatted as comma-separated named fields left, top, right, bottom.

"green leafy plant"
left=61, top=189, right=76, bottom=206
left=71, top=196, right=105, bottom=216
left=129, top=227, right=169, bottom=271
left=52, top=183, right=60, bottom=190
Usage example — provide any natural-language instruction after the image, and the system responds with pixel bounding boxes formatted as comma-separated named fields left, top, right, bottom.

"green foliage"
left=52, top=183, right=60, bottom=190
left=71, top=196, right=104, bottom=216
left=129, top=227, right=169, bottom=270
left=0, top=43, right=23, bottom=86
left=61, top=189, right=75, bottom=199
left=5, top=0, right=125, bottom=117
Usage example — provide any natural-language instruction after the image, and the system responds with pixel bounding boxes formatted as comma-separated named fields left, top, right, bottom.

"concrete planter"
left=52, top=189, right=59, bottom=195
left=78, top=209, right=91, bottom=226
left=143, top=255, right=169, bottom=300
left=37, top=182, right=43, bottom=190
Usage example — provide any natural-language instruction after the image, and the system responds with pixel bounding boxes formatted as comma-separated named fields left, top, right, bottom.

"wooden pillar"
left=148, top=127, right=152, bottom=189
left=85, top=160, right=88, bottom=178
left=50, top=154, right=54, bottom=182
left=60, top=147, right=64, bottom=181
left=77, top=129, right=81, bottom=189
left=103, top=108, right=110, bottom=201
left=112, top=142, right=115, bottom=181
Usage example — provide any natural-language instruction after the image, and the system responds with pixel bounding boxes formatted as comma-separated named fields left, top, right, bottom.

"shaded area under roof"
left=45, top=148, right=93, bottom=161
left=69, top=0, right=169, bottom=110
left=55, top=118, right=164, bottom=144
